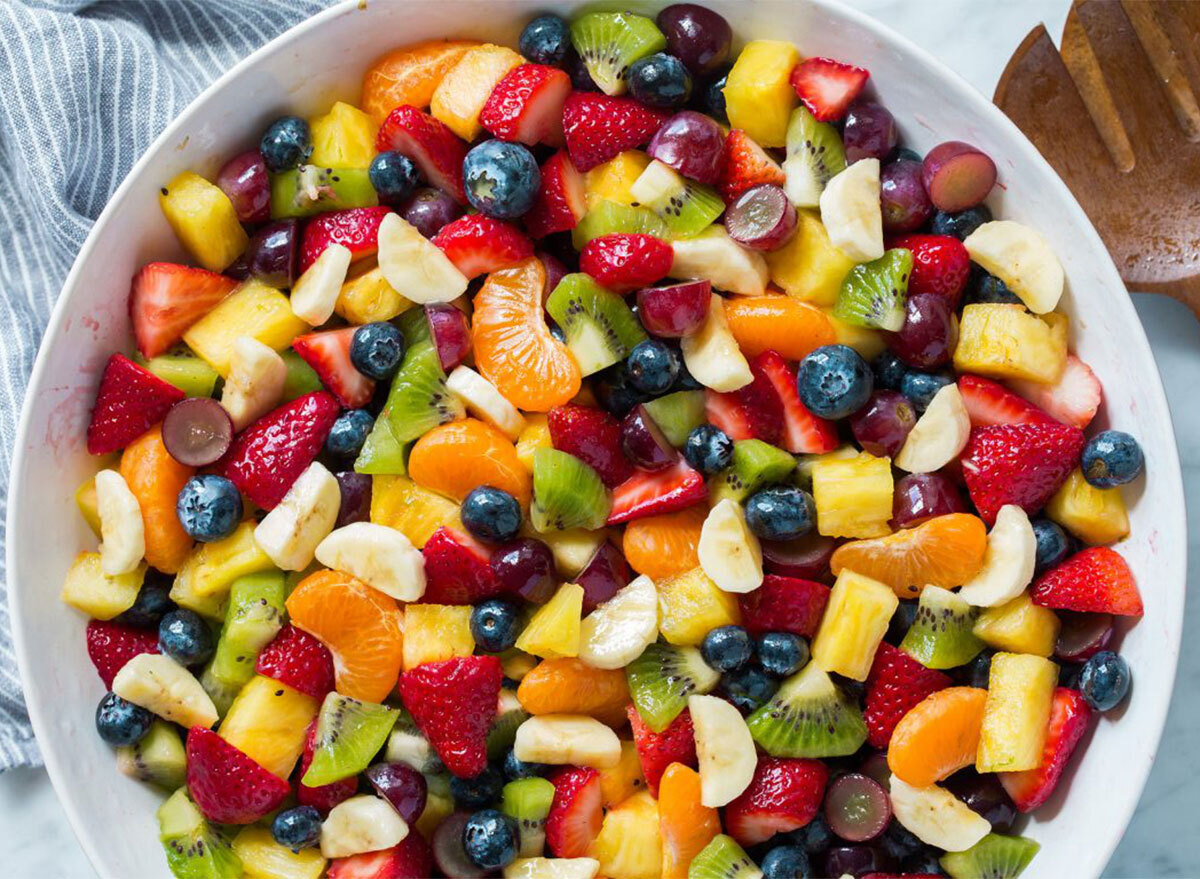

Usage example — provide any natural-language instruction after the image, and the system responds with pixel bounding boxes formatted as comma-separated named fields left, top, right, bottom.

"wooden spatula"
left=994, top=0, right=1200, bottom=318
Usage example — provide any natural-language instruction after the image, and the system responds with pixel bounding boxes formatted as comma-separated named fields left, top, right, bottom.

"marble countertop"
left=3, top=1, right=1196, bottom=876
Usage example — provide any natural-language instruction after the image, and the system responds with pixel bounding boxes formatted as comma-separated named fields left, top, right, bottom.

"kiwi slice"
left=834, top=248, right=913, bottom=332
left=487, top=689, right=530, bottom=761
left=941, top=833, right=1041, bottom=879
left=385, top=709, right=443, bottom=774
left=689, top=834, right=761, bottom=879
left=354, top=403, right=411, bottom=475
left=711, top=439, right=798, bottom=503
left=643, top=390, right=706, bottom=447
left=397, top=306, right=432, bottom=349
left=135, top=349, right=220, bottom=398
left=899, top=585, right=984, bottom=669
left=569, top=11, right=666, bottom=96
left=626, top=641, right=720, bottom=733
left=302, top=693, right=400, bottom=787
left=783, top=105, right=848, bottom=208
left=746, top=661, right=868, bottom=757
left=545, top=274, right=647, bottom=376
left=206, top=571, right=286, bottom=696
left=379, top=341, right=464, bottom=444
left=629, top=160, right=725, bottom=239
left=572, top=200, right=670, bottom=250
left=157, top=788, right=242, bottom=879
left=530, top=447, right=611, bottom=532
left=117, top=721, right=186, bottom=790
left=280, top=349, right=323, bottom=401
left=501, top=777, right=556, bottom=858
left=269, top=165, right=378, bottom=219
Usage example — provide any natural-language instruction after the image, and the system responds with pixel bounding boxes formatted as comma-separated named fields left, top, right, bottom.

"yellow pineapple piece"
left=953, top=304, right=1068, bottom=384
left=370, top=474, right=460, bottom=548
left=531, top=526, right=608, bottom=578
left=417, top=784, right=455, bottom=840
left=232, top=825, right=326, bottom=879
left=584, top=150, right=653, bottom=207
left=335, top=265, right=414, bottom=324
left=515, top=583, right=584, bottom=659
left=811, top=569, right=898, bottom=680
left=765, top=210, right=857, bottom=306
left=657, top=567, right=742, bottom=646
left=182, top=281, right=309, bottom=376
left=160, top=171, right=248, bottom=272
left=588, top=790, right=663, bottom=879
left=598, top=740, right=647, bottom=807
left=811, top=451, right=894, bottom=538
left=1045, top=467, right=1129, bottom=546
left=431, top=44, right=524, bottom=141
left=75, top=473, right=104, bottom=538
left=723, top=40, right=801, bottom=148
left=515, top=414, right=552, bottom=472
left=973, top=593, right=1061, bottom=658
left=60, top=552, right=145, bottom=620
left=309, top=101, right=378, bottom=169
left=219, top=675, right=318, bottom=778
left=171, top=521, right=275, bottom=608
left=403, top=604, right=474, bottom=670
left=821, top=307, right=887, bottom=360
left=795, top=444, right=859, bottom=490
left=976, top=652, right=1057, bottom=772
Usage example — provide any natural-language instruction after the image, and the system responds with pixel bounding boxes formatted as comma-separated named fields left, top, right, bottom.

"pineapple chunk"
left=953, top=304, right=1067, bottom=384
left=370, top=475, right=461, bottom=548
left=232, top=825, right=326, bottom=879
left=60, top=552, right=145, bottom=620
left=159, top=171, right=249, bottom=271
left=723, top=40, right=800, bottom=148
left=403, top=604, right=474, bottom=670
left=584, top=150, right=653, bottom=207
left=335, top=265, right=414, bottom=325
left=171, top=521, right=275, bottom=607
left=219, top=675, right=318, bottom=779
left=821, top=307, right=887, bottom=360
left=515, top=583, right=584, bottom=659
left=811, top=569, right=898, bottom=680
left=657, top=567, right=742, bottom=646
left=183, top=281, right=309, bottom=376
left=598, top=740, right=647, bottom=807
left=973, top=593, right=1061, bottom=657
left=588, top=790, right=663, bottom=879
left=515, top=414, right=552, bottom=472
left=1045, top=468, right=1130, bottom=546
left=795, top=444, right=859, bottom=490
left=309, top=101, right=378, bottom=169
left=811, top=451, right=894, bottom=538
left=417, top=782, right=455, bottom=840
left=976, top=652, right=1057, bottom=772
left=765, top=210, right=857, bottom=306
left=75, top=473, right=103, bottom=538
left=530, top=526, right=608, bottom=579
left=432, top=44, right=524, bottom=141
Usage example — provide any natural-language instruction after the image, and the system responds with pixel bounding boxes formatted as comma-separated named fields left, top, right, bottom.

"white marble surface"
left=1, top=1, right=1195, bottom=877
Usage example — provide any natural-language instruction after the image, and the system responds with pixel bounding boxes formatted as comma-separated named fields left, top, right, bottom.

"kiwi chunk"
left=280, top=349, right=323, bottom=401
left=354, top=403, right=411, bottom=475
left=900, top=585, right=984, bottom=669
left=117, top=721, right=186, bottom=790
left=302, top=692, right=400, bottom=787
left=487, top=689, right=530, bottom=760
left=157, top=788, right=242, bottom=879
left=941, top=833, right=1041, bottom=879
left=135, top=349, right=220, bottom=398
left=626, top=641, right=720, bottom=733
left=397, top=306, right=432, bottom=349
left=502, top=777, right=556, bottom=858
left=545, top=274, right=647, bottom=376
left=385, top=709, right=442, bottom=774
left=269, top=165, right=378, bottom=219
left=572, top=200, right=670, bottom=250
left=569, top=11, right=666, bottom=96
left=747, top=661, right=867, bottom=757
left=206, top=572, right=286, bottom=696
left=689, top=834, right=761, bottom=879
left=531, top=448, right=612, bottom=532
left=378, top=341, right=464, bottom=444
left=784, top=105, right=847, bottom=208
left=712, top=439, right=798, bottom=503
left=834, top=248, right=913, bottom=332
left=643, top=390, right=706, bottom=447
left=630, top=160, right=725, bottom=239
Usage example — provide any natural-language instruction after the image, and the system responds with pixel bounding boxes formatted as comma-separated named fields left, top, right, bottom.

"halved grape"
left=858, top=752, right=891, bottom=787
left=891, top=472, right=966, bottom=529
left=849, top=389, right=916, bottom=458
left=576, top=540, right=633, bottom=612
left=334, top=471, right=372, bottom=528
left=491, top=538, right=557, bottom=604
left=432, top=811, right=488, bottom=878
left=943, top=769, right=1016, bottom=832
left=656, top=4, right=732, bottom=75
left=401, top=187, right=463, bottom=238
left=636, top=281, right=712, bottom=338
left=821, top=845, right=894, bottom=877
left=365, top=763, right=427, bottom=823
left=162, top=398, right=233, bottom=467
left=621, top=404, right=676, bottom=471
left=537, top=249, right=570, bottom=297
left=760, top=533, right=837, bottom=581
left=843, top=101, right=897, bottom=163
left=885, top=293, right=955, bottom=369
left=824, top=772, right=892, bottom=842
left=216, top=149, right=270, bottom=223
left=243, top=219, right=300, bottom=288
left=425, top=304, right=472, bottom=373
left=880, top=159, right=933, bottom=234
left=1055, top=611, right=1114, bottom=663
left=921, top=141, right=997, bottom=212
left=725, top=184, right=798, bottom=251
left=647, top=110, right=726, bottom=184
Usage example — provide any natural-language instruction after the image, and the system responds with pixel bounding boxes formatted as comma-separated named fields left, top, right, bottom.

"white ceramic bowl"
left=7, top=1, right=1186, bottom=877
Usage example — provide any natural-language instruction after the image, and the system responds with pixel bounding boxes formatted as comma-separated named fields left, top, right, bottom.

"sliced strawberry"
left=1007, top=355, right=1102, bottom=430
left=626, top=704, right=696, bottom=797
left=1031, top=547, right=1143, bottom=617
left=327, top=836, right=434, bottom=879
left=704, top=363, right=784, bottom=445
left=293, top=328, right=375, bottom=409
left=754, top=350, right=838, bottom=453
left=256, top=624, right=336, bottom=700
left=718, top=129, right=786, bottom=204
left=562, top=92, right=669, bottom=172
left=960, top=421, right=1085, bottom=525
left=737, top=574, right=831, bottom=638
left=398, top=655, right=502, bottom=778
left=300, top=206, right=393, bottom=273
left=420, top=527, right=505, bottom=604
left=864, top=642, right=953, bottom=748
left=888, top=234, right=971, bottom=307
left=788, top=57, right=869, bottom=122
left=376, top=105, right=468, bottom=203
left=86, top=354, right=186, bottom=455
left=548, top=405, right=634, bottom=488
left=958, top=374, right=1057, bottom=428
left=296, top=717, right=358, bottom=812
left=579, top=234, right=673, bottom=294
left=85, top=619, right=159, bottom=688
left=186, top=726, right=291, bottom=824
left=480, top=63, right=571, bottom=147
left=431, top=214, right=533, bottom=279
left=525, top=150, right=586, bottom=239
left=129, top=263, right=238, bottom=359
left=999, top=687, right=1092, bottom=812
left=607, top=458, right=708, bottom=524
left=545, top=766, right=604, bottom=858
left=724, top=757, right=829, bottom=846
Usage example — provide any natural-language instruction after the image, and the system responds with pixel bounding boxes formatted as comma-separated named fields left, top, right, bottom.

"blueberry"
left=471, top=599, right=521, bottom=653
left=176, top=474, right=242, bottom=542
left=95, top=692, right=152, bottom=746
left=885, top=600, right=919, bottom=646
left=721, top=666, right=779, bottom=712
left=757, top=632, right=809, bottom=678
left=930, top=204, right=992, bottom=240
left=797, top=344, right=873, bottom=419
left=1058, top=661, right=1083, bottom=691
left=894, top=147, right=923, bottom=163
left=451, top=766, right=504, bottom=808
left=461, top=486, right=523, bottom=543
left=259, top=116, right=312, bottom=173
left=570, top=52, right=600, bottom=92
left=463, top=808, right=519, bottom=870
left=325, top=409, right=375, bottom=459
left=463, top=140, right=541, bottom=219
left=625, top=339, right=680, bottom=395
left=901, top=850, right=947, bottom=875
left=879, top=820, right=924, bottom=861
left=351, top=321, right=406, bottom=381
left=700, top=64, right=731, bottom=123
left=672, top=358, right=704, bottom=391
left=158, top=608, right=214, bottom=667
left=592, top=362, right=647, bottom=418
left=116, top=573, right=174, bottom=628
left=684, top=425, right=733, bottom=475
left=271, top=806, right=323, bottom=851
left=369, top=150, right=420, bottom=205
left=503, top=749, right=549, bottom=781
left=519, top=14, right=571, bottom=67
left=744, top=486, right=816, bottom=541
left=900, top=371, right=953, bottom=412
left=628, top=52, right=692, bottom=109
left=701, top=625, right=753, bottom=672
left=1079, top=650, right=1131, bottom=711
left=965, top=266, right=1021, bottom=305
left=872, top=350, right=909, bottom=391
left=1031, top=519, right=1071, bottom=572
left=761, top=844, right=812, bottom=879
left=1082, top=430, right=1144, bottom=488
left=965, top=651, right=993, bottom=689
left=792, top=811, right=835, bottom=853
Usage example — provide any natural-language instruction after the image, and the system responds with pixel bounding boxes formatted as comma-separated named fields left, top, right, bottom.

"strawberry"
left=607, top=457, right=708, bottom=524
left=129, top=263, right=238, bottom=359
left=960, top=421, right=1085, bottom=525
left=545, top=766, right=604, bottom=858
left=86, top=354, right=186, bottom=455
left=704, top=369, right=784, bottom=446
left=431, top=214, right=534, bottom=279
left=1007, top=354, right=1102, bottom=430
left=327, top=836, right=434, bottom=879
left=256, top=624, right=336, bottom=700
left=548, top=405, right=634, bottom=488
left=754, top=350, right=838, bottom=453
left=185, top=726, right=291, bottom=824
left=737, top=575, right=831, bottom=638
left=292, top=328, right=376, bottom=408
left=579, top=234, right=673, bottom=294
left=788, top=57, right=870, bottom=122
left=1031, top=547, right=1143, bottom=617
left=724, top=757, right=829, bottom=846
left=626, top=704, right=696, bottom=796
left=958, top=374, right=1057, bottom=428
left=85, top=619, right=159, bottom=688
left=217, top=391, right=341, bottom=510
left=718, top=129, right=785, bottom=204
left=398, top=655, right=502, bottom=778
left=420, top=527, right=505, bottom=604
left=300, top=206, right=393, bottom=273
left=999, top=687, right=1092, bottom=812
left=296, top=718, right=358, bottom=812
left=480, top=63, right=571, bottom=147
left=376, top=105, right=468, bottom=203
left=525, top=150, right=586, bottom=239
left=562, top=92, right=669, bottom=172
left=864, top=643, right=953, bottom=748
left=888, top=234, right=970, bottom=307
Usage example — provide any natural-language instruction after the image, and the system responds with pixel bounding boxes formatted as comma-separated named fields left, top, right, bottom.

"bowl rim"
left=7, top=1, right=1186, bottom=877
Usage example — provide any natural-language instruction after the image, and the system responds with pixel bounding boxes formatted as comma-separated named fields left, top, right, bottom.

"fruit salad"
left=63, top=5, right=1146, bottom=878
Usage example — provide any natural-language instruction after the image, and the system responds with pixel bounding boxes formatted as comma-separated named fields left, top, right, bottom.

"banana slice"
left=512, top=715, right=622, bottom=769
left=315, top=521, right=426, bottom=602
left=889, top=775, right=991, bottom=852
left=377, top=213, right=469, bottom=304
left=95, top=469, right=145, bottom=576
left=221, top=336, right=288, bottom=431
left=669, top=225, right=769, bottom=297
left=446, top=365, right=527, bottom=441
left=698, top=498, right=764, bottom=593
left=688, top=694, right=757, bottom=807
left=819, top=158, right=884, bottom=262
left=894, top=383, right=971, bottom=474
left=253, top=462, right=341, bottom=571
left=112, top=653, right=218, bottom=729
left=577, top=575, right=659, bottom=670
left=681, top=296, right=753, bottom=393
left=964, top=220, right=1063, bottom=314
left=957, top=504, right=1036, bottom=607
left=290, top=242, right=352, bottom=325
left=320, top=794, right=408, bottom=859
left=505, top=858, right=601, bottom=879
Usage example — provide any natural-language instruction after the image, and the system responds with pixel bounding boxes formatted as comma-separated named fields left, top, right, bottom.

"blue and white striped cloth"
left=0, top=0, right=330, bottom=771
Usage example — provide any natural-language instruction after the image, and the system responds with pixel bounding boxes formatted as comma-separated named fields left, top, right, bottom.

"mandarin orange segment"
left=473, top=257, right=581, bottom=412
left=887, top=686, right=987, bottom=788
left=658, top=763, right=721, bottom=879
left=622, top=506, right=706, bottom=581
left=360, top=39, right=482, bottom=118
left=407, top=417, right=531, bottom=507
left=830, top=513, right=989, bottom=598
left=284, top=570, right=404, bottom=703
left=119, top=426, right=194, bottom=574
left=723, top=295, right=836, bottom=360
left=516, top=657, right=631, bottom=727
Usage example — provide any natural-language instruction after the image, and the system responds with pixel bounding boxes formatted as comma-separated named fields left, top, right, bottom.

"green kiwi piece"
left=783, top=105, right=847, bottom=208
left=396, top=306, right=433, bottom=349
left=269, top=166, right=378, bottom=219
left=302, top=693, right=400, bottom=787
left=385, top=709, right=442, bottom=774
left=834, top=248, right=913, bottom=332
left=354, top=403, right=411, bottom=475
left=572, top=200, right=670, bottom=250
left=280, top=349, right=323, bottom=401
left=135, top=349, right=220, bottom=398
left=642, top=390, right=707, bottom=447
left=501, top=777, right=556, bottom=858
left=626, top=641, right=720, bottom=733
left=941, top=833, right=1041, bottom=879
left=630, top=160, right=725, bottom=239
left=711, top=439, right=798, bottom=504
left=545, top=273, right=647, bottom=376
left=157, top=788, right=242, bottom=879
left=198, top=664, right=242, bottom=718
left=487, top=689, right=530, bottom=761
left=207, top=572, right=286, bottom=695
left=689, top=834, right=762, bottom=879
left=899, top=585, right=984, bottom=669
left=747, top=661, right=867, bottom=758
left=530, top=447, right=611, bottom=532
left=117, top=721, right=186, bottom=790
left=379, top=341, right=464, bottom=444
left=569, top=11, right=666, bottom=96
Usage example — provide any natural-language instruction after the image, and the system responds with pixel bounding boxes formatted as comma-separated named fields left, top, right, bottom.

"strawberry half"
left=545, top=766, right=604, bottom=858
left=607, top=458, right=708, bottom=524
left=480, top=63, right=571, bottom=147
left=186, top=726, right=291, bottom=824
left=724, top=757, right=829, bottom=846
left=431, top=214, right=534, bottom=279
left=999, top=687, right=1092, bottom=812
left=718, top=129, right=785, bottom=204
left=562, top=92, right=669, bottom=172
left=85, top=619, right=159, bottom=688
left=1007, top=354, right=1102, bottom=430
left=129, top=263, right=238, bottom=359
left=754, top=350, right=838, bottom=453
left=86, top=354, right=186, bottom=455
left=789, top=57, right=869, bottom=122
left=579, top=234, right=673, bottom=294
left=960, top=421, right=1084, bottom=524
left=864, top=642, right=953, bottom=748
left=958, top=374, right=1057, bottom=428
left=398, top=655, right=502, bottom=779
left=704, top=366, right=785, bottom=445
left=376, top=105, right=468, bottom=203
left=525, top=150, right=586, bottom=239
left=256, top=624, right=336, bottom=700
left=548, top=405, right=634, bottom=488
left=300, top=206, right=393, bottom=273
left=1031, top=547, right=1143, bottom=617
left=888, top=234, right=970, bottom=307
left=737, top=574, right=831, bottom=638
left=327, top=835, right=434, bottom=879
left=421, top=527, right=505, bottom=604
left=296, top=717, right=358, bottom=812
left=293, top=328, right=376, bottom=408
left=627, top=704, right=696, bottom=797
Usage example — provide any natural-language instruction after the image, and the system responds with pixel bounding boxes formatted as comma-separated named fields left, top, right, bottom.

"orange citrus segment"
left=408, top=417, right=531, bottom=507
left=119, top=426, right=194, bottom=574
left=361, top=39, right=482, bottom=118
left=723, top=294, right=836, bottom=360
left=888, top=686, right=988, bottom=787
left=658, top=763, right=721, bottom=879
left=622, top=506, right=706, bottom=581
left=516, top=657, right=630, bottom=727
